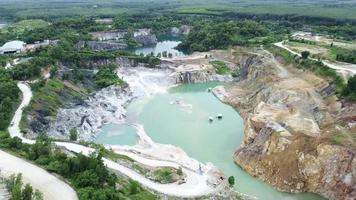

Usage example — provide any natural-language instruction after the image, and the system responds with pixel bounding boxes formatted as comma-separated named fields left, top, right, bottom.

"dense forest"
left=1, top=0, right=356, bottom=20
left=177, top=20, right=281, bottom=52
left=0, top=69, right=20, bottom=130
left=335, top=49, right=356, bottom=64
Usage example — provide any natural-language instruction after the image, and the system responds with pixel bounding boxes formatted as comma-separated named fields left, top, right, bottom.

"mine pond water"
left=95, top=82, right=325, bottom=200
left=130, top=35, right=186, bottom=58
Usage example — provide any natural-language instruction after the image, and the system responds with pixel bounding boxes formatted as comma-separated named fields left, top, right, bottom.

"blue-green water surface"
left=98, top=82, right=325, bottom=200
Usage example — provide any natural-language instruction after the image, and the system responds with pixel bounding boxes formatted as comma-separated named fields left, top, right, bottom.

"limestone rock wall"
left=48, top=86, right=133, bottom=140
left=219, top=49, right=356, bottom=200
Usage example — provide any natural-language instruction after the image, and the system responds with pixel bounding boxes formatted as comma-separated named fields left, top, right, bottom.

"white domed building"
left=0, top=40, right=26, bottom=54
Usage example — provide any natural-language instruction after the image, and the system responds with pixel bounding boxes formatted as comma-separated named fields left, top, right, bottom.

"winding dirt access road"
left=274, top=41, right=356, bottom=79
left=3, top=83, right=78, bottom=200
left=6, top=82, right=218, bottom=198
left=0, top=151, right=78, bottom=200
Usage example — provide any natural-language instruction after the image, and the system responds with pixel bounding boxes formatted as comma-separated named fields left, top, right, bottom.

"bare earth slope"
left=212, top=47, right=356, bottom=200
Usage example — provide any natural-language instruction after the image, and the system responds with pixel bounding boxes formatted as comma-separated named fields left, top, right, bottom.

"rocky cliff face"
left=214, top=48, right=356, bottom=200
left=170, top=25, right=193, bottom=36
left=76, top=41, right=128, bottom=51
left=89, top=29, right=158, bottom=46
left=68, top=57, right=148, bottom=69
left=170, top=64, right=215, bottom=84
left=134, top=29, right=158, bottom=46
left=170, top=64, right=232, bottom=84
left=90, top=30, right=127, bottom=41
left=49, top=86, right=133, bottom=140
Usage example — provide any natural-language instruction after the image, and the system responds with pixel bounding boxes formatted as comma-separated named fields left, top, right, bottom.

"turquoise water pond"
left=131, top=36, right=185, bottom=58
left=95, top=123, right=138, bottom=146
left=96, top=82, right=325, bottom=200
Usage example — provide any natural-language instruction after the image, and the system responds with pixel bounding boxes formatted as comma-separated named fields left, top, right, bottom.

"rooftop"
left=0, top=40, right=26, bottom=53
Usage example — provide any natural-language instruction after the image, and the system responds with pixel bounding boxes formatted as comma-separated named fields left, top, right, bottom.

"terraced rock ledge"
left=212, top=47, right=356, bottom=200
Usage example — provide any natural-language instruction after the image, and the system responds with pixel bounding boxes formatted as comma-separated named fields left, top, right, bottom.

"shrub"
left=301, top=51, right=310, bottom=59
left=331, top=132, right=348, bottom=146
left=343, top=75, right=356, bottom=101
left=94, top=65, right=126, bottom=88
left=69, top=128, right=78, bottom=141
left=210, top=60, right=230, bottom=74
left=228, top=176, right=235, bottom=187
left=177, top=167, right=183, bottom=176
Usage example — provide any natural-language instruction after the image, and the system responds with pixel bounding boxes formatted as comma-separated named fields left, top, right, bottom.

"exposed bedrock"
left=47, top=66, right=172, bottom=141
left=48, top=86, right=133, bottom=140
left=214, top=48, right=356, bottom=200
left=90, top=28, right=158, bottom=46
left=133, top=28, right=158, bottom=46
left=170, top=64, right=232, bottom=84
left=170, top=25, right=193, bottom=36
left=134, top=34, right=158, bottom=46
left=66, top=57, right=150, bottom=69
left=76, top=41, right=128, bottom=51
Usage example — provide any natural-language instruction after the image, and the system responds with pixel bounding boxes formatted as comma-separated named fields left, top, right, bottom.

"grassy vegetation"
left=30, top=79, right=84, bottom=117
left=94, top=65, right=127, bottom=88
left=19, top=79, right=86, bottom=134
left=332, top=48, right=356, bottom=64
left=1, top=174, right=43, bottom=200
left=149, top=167, right=181, bottom=184
left=331, top=132, right=348, bottom=146
left=269, top=46, right=346, bottom=95
left=210, top=60, right=230, bottom=75
left=80, top=142, right=134, bottom=162
left=285, top=40, right=356, bottom=64
left=81, top=142, right=183, bottom=184
left=272, top=45, right=298, bottom=64
left=1, top=19, right=49, bottom=34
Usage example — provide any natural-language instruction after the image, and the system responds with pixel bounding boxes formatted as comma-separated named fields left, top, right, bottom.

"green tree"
left=22, top=184, right=33, bottom=200
left=301, top=51, right=310, bottom=59
left=6, top=174, right=23, bottom=200
left=177, top=167, right=183, bottom=176
left=128, top=181, right=140, bottom=195
left=228, top=176, right=235, bottom=187
left=95, top=66, right=126, bottom=88
left=33, top=190, right=43, bottom=200
left=11, top=184, right=22, bottom=200
left=162, top=51, right=168, bottom=58
left=69, top=128, right=78, bottom=141
left=343, top=75, right=356, bottom=100
left=113, top=15, right=129, bottom=29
